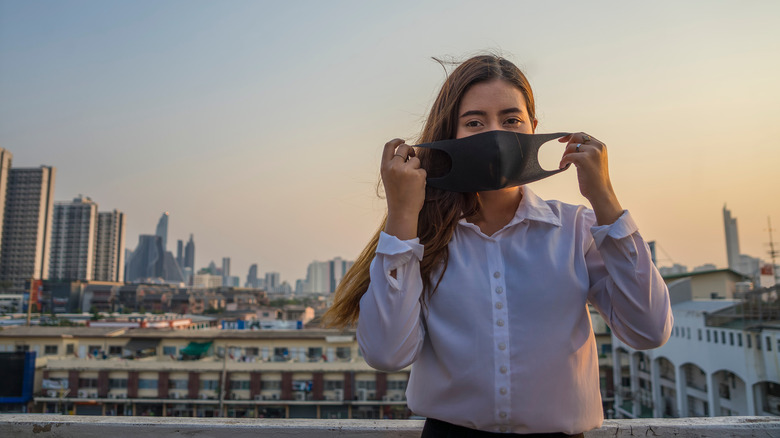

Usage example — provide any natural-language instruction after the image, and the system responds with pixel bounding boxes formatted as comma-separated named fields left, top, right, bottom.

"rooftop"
left=0, top=326, right=355, bottom=340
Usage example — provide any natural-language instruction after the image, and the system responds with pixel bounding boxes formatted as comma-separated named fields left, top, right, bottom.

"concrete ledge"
left=0, top=415, right=778, bottom=437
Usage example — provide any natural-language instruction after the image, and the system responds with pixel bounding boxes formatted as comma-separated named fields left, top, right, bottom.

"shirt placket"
left=486, top=238, right=511, bottom=432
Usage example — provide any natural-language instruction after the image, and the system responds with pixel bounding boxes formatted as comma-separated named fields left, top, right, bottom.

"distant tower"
left=222, top=257, right=231, bottom=286
left=49, top=196, right=98, bottom=281
left=0, top=166, right=56, bottom=291
left=246, top=264, right=258, bottom=288
left=155, top=212, right=169, bottom=252
left=176, top=239, right=183, bottom=269
left=723, top=205, right=740, bottom=270
left=184, top=234, right=195, bottom=271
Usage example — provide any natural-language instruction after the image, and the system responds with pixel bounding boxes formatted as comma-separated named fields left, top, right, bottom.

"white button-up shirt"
left=357, top=187, right=673, bottom=434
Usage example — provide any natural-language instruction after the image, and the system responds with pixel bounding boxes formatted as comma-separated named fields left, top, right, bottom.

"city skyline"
left=2, top=1, right=779, bottom=282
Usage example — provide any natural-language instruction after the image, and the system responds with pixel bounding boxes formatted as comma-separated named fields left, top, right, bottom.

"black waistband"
left=421, top=418, right=585, bottom=438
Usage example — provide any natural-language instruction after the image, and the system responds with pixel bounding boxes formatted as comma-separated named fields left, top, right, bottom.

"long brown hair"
left=324, top=55, right=536, bottom=328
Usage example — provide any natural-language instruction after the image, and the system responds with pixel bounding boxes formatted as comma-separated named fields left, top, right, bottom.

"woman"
left=325, top=55, right=672, bottom=437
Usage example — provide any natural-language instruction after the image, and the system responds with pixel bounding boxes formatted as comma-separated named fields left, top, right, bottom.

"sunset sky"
left=1, top=1, right=778, bottom=284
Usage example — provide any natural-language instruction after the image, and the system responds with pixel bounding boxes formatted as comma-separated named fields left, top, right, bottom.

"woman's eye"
left=465, top=120, right=483, bottom=128
left=504, top=118, right=522, bottom=125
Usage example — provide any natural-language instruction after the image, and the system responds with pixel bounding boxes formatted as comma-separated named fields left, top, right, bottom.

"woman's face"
left=455, top=78, right=537, bottom=139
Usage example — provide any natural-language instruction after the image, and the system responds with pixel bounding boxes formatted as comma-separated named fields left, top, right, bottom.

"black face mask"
left=416, top=131, right=570, bottom=193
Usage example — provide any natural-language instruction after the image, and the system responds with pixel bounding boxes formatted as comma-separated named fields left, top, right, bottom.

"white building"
left=0, top=166, right=56, bottom=291
left=0, top=148, right=12, bottom=264
left=612, top=269, right=780, bottom=419
left=193, top=273, right=223, bottom=289
left=49, top=196, right=98, bottom=281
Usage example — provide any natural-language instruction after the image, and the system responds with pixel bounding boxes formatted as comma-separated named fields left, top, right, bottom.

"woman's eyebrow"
left=459, top=107, right=523, bottom=118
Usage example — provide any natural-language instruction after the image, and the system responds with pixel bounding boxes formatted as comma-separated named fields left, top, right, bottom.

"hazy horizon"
left=2, top=1, right=779, bottom=284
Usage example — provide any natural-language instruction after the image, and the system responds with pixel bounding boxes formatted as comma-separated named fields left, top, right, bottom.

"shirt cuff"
left=377, top=232, right=424, bottom=289
left=590, top=210, right=638, bottom=247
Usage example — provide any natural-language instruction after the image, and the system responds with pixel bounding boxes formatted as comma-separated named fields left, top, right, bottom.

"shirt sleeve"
left=356, top=231, right=426, bottom=371
left=585, top=210, right=673, bottom=350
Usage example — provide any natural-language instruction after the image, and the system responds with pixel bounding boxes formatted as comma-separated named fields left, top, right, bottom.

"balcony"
left=1, top=415, right=778, bottom=437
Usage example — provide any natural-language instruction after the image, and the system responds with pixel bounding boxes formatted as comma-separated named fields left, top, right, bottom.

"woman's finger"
left=382, top=139, right=406, bottom=164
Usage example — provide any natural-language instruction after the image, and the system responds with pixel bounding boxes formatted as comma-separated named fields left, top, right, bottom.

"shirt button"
left=498, top=342, right=506, bottom=350
left=495, top=286, right=503, bottom=294
left=493, top=271, right=501, bottom=279
left=496, top=319, right=504, bottom=327
left=499, top=411, right=507, bottom=418
left=500, top=366, right=507, bottom=374
left=495, top=302, right=503, bottom=309
left=500, top=387, right=508, bottom=395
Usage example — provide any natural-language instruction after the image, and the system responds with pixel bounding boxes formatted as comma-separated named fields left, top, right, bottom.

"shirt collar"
left=457, top=186, right=562, bottom=232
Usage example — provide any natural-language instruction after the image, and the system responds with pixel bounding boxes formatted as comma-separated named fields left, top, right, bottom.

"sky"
left=1, top=1, right=779, bottom=285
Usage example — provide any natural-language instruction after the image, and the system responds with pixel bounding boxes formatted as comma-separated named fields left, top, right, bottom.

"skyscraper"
left=723, top=205, right=740, bottom=271
left=0, top=148, right=12, bottom=263
left=0, top=166, right=56, bottom=291
left=222, top=257, right=231, bottom=286
left=265, top=272, right=280, bottom=292
left=49, top=196, right=98, bottom=281
left=155, top=212, right=169, bottom=252
left=176, top=239, right=183, bottom=269
left=94, top=210, right=126, bottom=282
left=184, top=234, right=195, bottom=271
left=246, top=264, right=258, bottom=288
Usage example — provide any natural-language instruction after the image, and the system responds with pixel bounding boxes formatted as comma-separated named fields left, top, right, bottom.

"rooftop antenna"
left=767, top=217, right=779, bottom=285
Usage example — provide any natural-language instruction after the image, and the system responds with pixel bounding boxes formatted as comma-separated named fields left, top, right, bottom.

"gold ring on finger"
left=393, top=154, right=408, bottom=161
left=582, top=134, right=591, bottom=143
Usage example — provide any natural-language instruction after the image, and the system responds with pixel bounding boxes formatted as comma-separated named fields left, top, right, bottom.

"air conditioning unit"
left=172, top=392, right=180, bottom=399
left=333, top=389, right=343, bottom=401
left=254, top=395, right=264, bottom=401
left=357, top=389, right=367, bottom=401
left=230, top=393, right=239, bottom=400
left=118, top=393, right=127, bottom=399
left=108, top=393, right=117, bottom=399
left=200, top=394, right=208, bottom=399
left=271, top=393, right=279, bottom=400
left=382, top=395, right=389, bottom=401
left=77, top=390, right=89, bottom=398
left=295, top=392, right=305, bottom=401
left=47, top=390, right=58, bottom=398
left=368, top=392, right=376, bottom=400
left=392, top=394, right=403, bottom=401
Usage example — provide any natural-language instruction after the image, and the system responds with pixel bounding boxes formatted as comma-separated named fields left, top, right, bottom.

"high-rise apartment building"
left=0, top=148, right=12, bottom=263
left=94, top=210, right=126, bottom=282
left=49, top=196, right=98, bottom=281
left=265, top=272, right=280, bottom=292
left=155, top=212, right=169, bottom=252
left=304, top=258, right=354, bottom=293
left=176, top=240, right=183, bottom=269
left=724, top=205, right=740, bottom=271
left=0, top=166, right=56, bottom=291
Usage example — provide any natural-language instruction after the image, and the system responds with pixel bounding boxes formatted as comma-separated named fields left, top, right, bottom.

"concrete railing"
left=1, top=415, right=779, bottom=437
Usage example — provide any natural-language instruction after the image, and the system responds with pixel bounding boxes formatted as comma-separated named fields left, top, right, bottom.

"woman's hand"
left=559, top=133, right=623, bottom=225
left=381, top=138, right=427, bottom=240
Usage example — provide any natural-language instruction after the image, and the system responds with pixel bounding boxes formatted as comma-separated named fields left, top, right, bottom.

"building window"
left=66, top=344, right=74, bottom=355
left=706, top=330, right=711, bottom=342
left=163, top=346, right=177, bottom=356
left=713, top=331, right=718, bottom=344
left=698, top=329, right=702, bottom=341
left=756, top=334, right=761, bottom=350
left=387, top=380, right=407, bottom=390
left=16, top=344, right=29, bottom=352
left=88, top=345, right=101, bottom=355
left=79, top=378, right=98, bottom=388
left=138, top=379, right=158, bottom=389
left=108, top=346, right=122, bottom=355
left=738, top=333, right=743, bottom=347
left=44, top=345, right=58, bottom=355
left=260, top=380, right=281, bottom=390
left=747, top=334, right=752, bottom=348
left=767, top=337, right=772, bottom=351
left=601, top=344, right=612, bottom=355
left=308, top=347, right=323, bottom=361
left=230, top=380, right=250, bottom=390
left=169, top=379, right=188, bottom=389
left=324, top=380, right=343, bottom=390
left=336, top=347, right=352, bottom=360
left=721, top=332, right=726, bottom=344
left=245, top=347, right=259, bottom=356
left=729, top=333, right=734, bottom=346
left=109, top=379, right=127, bottom=389
left=200, top=380, right=219, bottom=390
left=687, top=327, right=691, bottom=339
left=355, top=380, right=376, bottom=390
